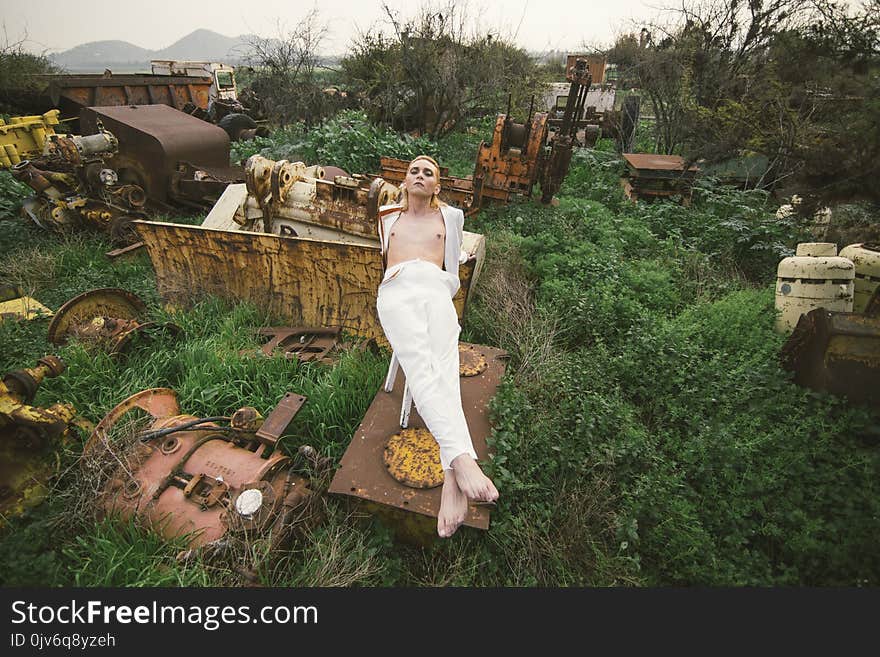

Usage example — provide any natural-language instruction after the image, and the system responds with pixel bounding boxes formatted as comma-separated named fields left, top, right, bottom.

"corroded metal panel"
left=329, top=343, right=508, bottom=537
left=780, top=308, right=880, bottom=407
left=134, top=221, right=481, bottom=341
left=47, top=74, right=211, bottom=117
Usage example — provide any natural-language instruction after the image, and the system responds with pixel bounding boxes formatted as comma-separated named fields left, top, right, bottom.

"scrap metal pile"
left=12, top=105, right=245, bottom=244
left=13, top=63, right=263, bottom=142
left=133, top=154, right=485, bottom=341
left=11, top=126, right=150, bottom=243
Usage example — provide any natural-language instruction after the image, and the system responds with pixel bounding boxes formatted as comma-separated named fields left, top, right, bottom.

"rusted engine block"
left=84, top=389, right=321, bottom=549
left=12, top=127, right=149, bottom=243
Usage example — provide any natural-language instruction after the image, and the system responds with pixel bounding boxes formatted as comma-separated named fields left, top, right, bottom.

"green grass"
left=1, top=121, right=878, bottom=587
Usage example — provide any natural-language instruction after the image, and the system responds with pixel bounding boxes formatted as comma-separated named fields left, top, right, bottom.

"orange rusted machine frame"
left=85, top=389, right=318, bottom=549
left=375, top=112, right=550, bottom=215
left=472, top=112, right=550, bottom=206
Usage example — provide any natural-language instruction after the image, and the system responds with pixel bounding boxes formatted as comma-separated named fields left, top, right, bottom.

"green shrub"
left=231, top=110, right=438, bottom=174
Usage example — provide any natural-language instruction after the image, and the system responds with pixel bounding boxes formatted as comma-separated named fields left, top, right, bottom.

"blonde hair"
left=400, top=154, right=444, bottom=210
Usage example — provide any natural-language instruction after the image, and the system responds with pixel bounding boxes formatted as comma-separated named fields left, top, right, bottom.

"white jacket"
left=378, top=203, right=468, bottom=295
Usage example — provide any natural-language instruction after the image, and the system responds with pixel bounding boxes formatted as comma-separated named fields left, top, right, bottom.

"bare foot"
left=437, top=469, right=468, bottom=538
left=450, top=453, right=499, bottom=503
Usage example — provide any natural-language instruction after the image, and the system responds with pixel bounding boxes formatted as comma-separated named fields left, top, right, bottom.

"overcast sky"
left=1, top=0, right=669, bottom=55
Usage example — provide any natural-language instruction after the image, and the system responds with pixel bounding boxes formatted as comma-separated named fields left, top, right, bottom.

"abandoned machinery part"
left=245, top=326, right=378, bottom=364
left=539, top=57, right=593, bottom=204
left=0, top=110, right=61, bottom=169
left=621, top=153, right=699, bottom=204
left=1, top=355, right=79, bottom=450
left=83, top=389, right=327, bottom=551
left=0, top=356, right=91, bottom=524
left=12, top=127, right=149, bottom=242
left=375, top=110, right=553, bottom=213
left=47, top=288, right=181, bottom=355
left=240, top=154, right=398, bottom=236
left=375, top=63, right=595, bottom=212
left=79, top=105, right=245, bottom=215
left=780, top=308, right=880, bottom=407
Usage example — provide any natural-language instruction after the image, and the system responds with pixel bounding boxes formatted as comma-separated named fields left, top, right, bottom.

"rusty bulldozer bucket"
left=780, top=308, right=880, bottom=407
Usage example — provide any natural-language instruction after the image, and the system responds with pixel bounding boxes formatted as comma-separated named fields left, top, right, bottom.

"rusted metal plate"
left=780, top=308, right=880, bottom=407
left=133, top=220, right=482, bottom=342
left=329, top=342, right=508, bottom=533
left=255, top=391, right=307, bottom=447
left=47, top=74, right=211, bottom=118
left=246, top=326, right=375, bottom=365
left=623, top=153, right=699, bottom=175
left=254, top=326, right=340, bottom=362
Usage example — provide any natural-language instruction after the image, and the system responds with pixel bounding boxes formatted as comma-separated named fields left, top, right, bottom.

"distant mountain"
left=49, top=29, right=261, bottom=72
left=50, top=40, right=154, bottom=70
left=153, top=29, right=257, bottom=62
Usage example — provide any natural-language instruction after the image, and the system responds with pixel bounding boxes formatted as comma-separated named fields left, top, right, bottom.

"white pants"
left=376, top=259, right=478, bottom=470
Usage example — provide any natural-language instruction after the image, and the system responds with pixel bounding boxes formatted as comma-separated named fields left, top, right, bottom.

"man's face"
left=405, top=159, right=440, bottom=201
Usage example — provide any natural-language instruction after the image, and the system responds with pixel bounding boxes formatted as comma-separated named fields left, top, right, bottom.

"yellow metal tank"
left=838, top=243, right=880, bottom=313
left=775, top=243, right=854, bottom=333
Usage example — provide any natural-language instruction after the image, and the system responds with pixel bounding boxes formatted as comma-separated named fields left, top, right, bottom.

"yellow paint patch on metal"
left=134, top=220, right=483, bottom=341
left=383, top=428, right=444, bottom=489
left=0, top=296, right=54, bottom=321
left=0, top=110, right=60, bottom=169
left=459, top=344, right=488, bottom=376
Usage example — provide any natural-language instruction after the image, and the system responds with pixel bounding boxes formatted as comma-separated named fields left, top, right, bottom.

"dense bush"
left=341, top=2, right=546, bottom=138
left=231, top=110, right=439, bottom=174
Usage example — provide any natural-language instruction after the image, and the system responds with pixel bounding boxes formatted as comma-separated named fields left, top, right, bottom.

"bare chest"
left=388, top=213, right=446, bottom=254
